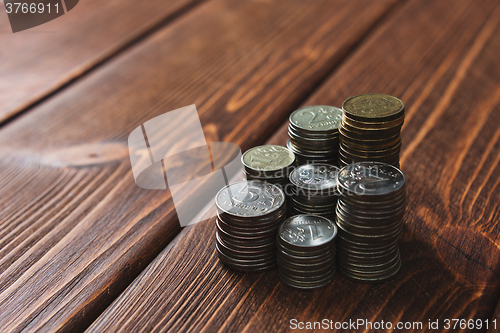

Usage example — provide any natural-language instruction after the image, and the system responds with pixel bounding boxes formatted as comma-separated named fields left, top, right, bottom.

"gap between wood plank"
left=0, top=0, right=208, bottom=128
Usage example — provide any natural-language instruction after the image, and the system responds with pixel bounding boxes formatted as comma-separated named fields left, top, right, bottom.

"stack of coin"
left=277, top=214, right=337, bottom=290
left=242, top=145, right=295, bottom=192
left=336, top=162, right=406, bottom=282
left=288, top=164, right=339, bottom=220
left=339, top=94, right=404, bottom=168
left=287, top=106, right=343, bottom=166
left=215, top=180, right=287, bottom=272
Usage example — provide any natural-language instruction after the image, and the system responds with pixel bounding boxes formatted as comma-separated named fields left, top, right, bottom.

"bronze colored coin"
left=343, top=113, right=405, bottom=130
left=341, top=121, right=402, bottom=139
left=338, top=147, right=400, bottom=162
left=339, top=126, right=400, bottom=144
left=342, top=94, right=404, bottom=122
left=340, top=141, right=401, bottom=156
left=339, top=136, right=401, bottom=151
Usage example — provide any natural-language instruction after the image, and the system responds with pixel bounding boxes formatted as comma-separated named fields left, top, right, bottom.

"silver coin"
left=278, top=214, right=337, bottom=250
left=216, top=232, right=275, bottom=253
left=278, top=270, right=335, bottom=290
left=216, top=244, right=276, bottom=264
left=289, top=164, right=339, bottom=191
left=277, top=261, right=336, bottom=278
left=216, top=180, right=285, bottom=218
left=338, top=263, right=400, bottom=283
left=339, top=252, right=399, bottom=270
left=280, top=266, right=337, bottom=282
left=242, top=145, right=295, bottom=173
left=337, top=162, right=405, bottom=196
left=338, top=254, right=400, bottom=276
left=289, top=105, right=343, bottom=132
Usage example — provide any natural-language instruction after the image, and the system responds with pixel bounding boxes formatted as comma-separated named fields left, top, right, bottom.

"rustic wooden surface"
left=85, top=0, right=500, bottom=332
left=0, top=0, right=398, bottom=331
left=0, top=0, right=205, bottom=124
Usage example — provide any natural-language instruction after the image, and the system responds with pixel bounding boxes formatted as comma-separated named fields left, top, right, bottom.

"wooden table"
left=0, top=0, right=499, bottom=332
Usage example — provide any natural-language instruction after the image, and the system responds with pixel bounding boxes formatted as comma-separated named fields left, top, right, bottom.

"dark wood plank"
left=86, top=0, right=500, bottom=332
left=0, top=0, right=397, bottom=331
left=489, top=301, right=500, bottom=333
left=0, top=0, right=204, bottom=125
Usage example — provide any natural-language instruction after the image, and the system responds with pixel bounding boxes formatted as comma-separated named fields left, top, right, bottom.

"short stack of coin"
left=242, top=145, right=295, bottom=192
left=339, top=94, right=404, bottom=168
left=277, top=214, right=337, bottom=290
left=288, top=164, right=339, bottom=220
left=287, top=105, right=343, bottom=166
left=336, top=162, right=406, bottom=282
left=215, top=180, right=287, bottom=272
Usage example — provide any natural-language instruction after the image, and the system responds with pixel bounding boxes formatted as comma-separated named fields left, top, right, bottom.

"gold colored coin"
left=342, top=94, right=404, bottom=122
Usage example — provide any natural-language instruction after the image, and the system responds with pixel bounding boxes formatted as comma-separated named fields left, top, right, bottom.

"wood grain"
left=0, top=0, right=397, bottom=331
left=86, top=0, right=500, bottom=332
left=0, top=0, right=205, bottom=125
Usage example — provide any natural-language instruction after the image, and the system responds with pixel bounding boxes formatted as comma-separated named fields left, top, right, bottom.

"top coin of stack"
left=242, top=145, right=295, bottom=190
left=288, top=164, right=339, bottom=220
left=277, top=214, right=338, bottom=290
left=339, top=94, right=404, bottom=168
left=215, top=180, right=287, bottom=272
left=287, top=106, right=342, bottom=166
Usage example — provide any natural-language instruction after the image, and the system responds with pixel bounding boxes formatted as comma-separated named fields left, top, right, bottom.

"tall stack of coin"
left=277, top=214, right=337, bottom=289
left=339, top=94, right=404, bottom=168
left=242, top=145, right=295, bottom=192
left=336, top=162, right=406, bottom=282
left=215, top=180, right=287, bottom=272
left=288, top=164, right=339, bottom=220
left=287, top=105, right=343, bottom=166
